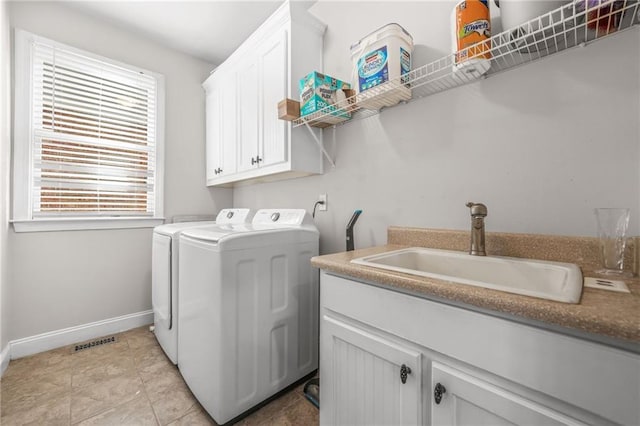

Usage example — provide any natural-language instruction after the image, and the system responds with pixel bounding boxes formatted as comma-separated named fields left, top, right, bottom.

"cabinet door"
left=237, top=58, right=260, bottom=172
left=205, top=81, right=222, bottom=182
left=219, top=72, right=237, bottom=176
left=431, top=362, right=586, bottom=426
left=259, top=28, right=288, bottom=167
left=321, top=315, right=422, bottom=426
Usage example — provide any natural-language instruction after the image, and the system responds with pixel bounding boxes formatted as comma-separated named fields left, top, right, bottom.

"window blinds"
left=31, top=40, right=158, bottom=217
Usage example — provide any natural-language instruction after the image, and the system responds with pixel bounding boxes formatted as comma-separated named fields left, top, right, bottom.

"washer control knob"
left=271, top=212, right=280, bottom=222
left=227, top=211, right=234, bottom=219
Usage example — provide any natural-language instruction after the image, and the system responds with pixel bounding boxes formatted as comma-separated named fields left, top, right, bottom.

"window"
left=12, top=30, right=164, bottom=232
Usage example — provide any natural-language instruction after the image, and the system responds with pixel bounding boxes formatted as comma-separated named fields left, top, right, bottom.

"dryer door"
left=152, top=233, right=172, bottom=330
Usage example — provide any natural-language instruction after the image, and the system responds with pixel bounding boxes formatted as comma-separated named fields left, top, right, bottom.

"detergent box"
left=299, top=71, right=351, bottom=118
left=350, top=23, right=413, bottom=109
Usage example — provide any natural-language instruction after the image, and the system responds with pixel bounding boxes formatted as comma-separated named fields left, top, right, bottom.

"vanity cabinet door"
left=430, top=362, right=586, bottom=426
left=321, top=315, right=422, bottom=426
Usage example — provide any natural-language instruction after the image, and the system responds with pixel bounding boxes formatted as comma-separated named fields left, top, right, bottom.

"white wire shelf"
left=292, top=0, right=640, bottom=129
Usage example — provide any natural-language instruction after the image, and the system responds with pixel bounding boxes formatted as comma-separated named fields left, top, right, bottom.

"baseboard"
left=0, top=343, right=10, bottom=376
left=9, top=310, right=153, bottom=359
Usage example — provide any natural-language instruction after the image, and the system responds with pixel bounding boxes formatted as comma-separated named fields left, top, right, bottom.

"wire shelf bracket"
left=303, top=121, right=336, bottom=168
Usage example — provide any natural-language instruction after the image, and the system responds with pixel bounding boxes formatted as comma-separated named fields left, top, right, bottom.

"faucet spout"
left=466, top=202, right=487, bottom=256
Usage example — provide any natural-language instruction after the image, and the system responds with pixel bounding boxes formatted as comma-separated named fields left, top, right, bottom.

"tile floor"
left=0, top=326, right=319, bottom=425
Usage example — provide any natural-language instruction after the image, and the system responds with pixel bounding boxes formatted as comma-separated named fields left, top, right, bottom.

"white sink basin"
left=351, top=247, right=583, bottom=303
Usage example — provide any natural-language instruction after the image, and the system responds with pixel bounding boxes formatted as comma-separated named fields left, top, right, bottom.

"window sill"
left=11, top=217, right=165, bottom=233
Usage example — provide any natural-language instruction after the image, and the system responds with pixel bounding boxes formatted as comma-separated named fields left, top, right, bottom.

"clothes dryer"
left=152, top=208, right=254, bottom=364
left=178, top=209, right=319, bottom=424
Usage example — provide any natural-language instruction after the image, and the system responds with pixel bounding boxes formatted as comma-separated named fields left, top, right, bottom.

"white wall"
left=1, top=0, right=11, bottom=365
left=7, top=1, right=232, bottom=341
left=234, top=1, right=640, bottom=255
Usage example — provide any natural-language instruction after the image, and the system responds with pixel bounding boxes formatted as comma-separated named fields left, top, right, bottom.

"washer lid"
left=180, top=223, right=256, bottom=242
left=181, top=209, right=318, bottom=245
left=153, top=221, right=217, bottom=237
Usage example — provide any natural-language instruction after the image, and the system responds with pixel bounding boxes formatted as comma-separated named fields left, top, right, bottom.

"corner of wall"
left=0, top=343, right=9, bottom=376
left=1, top=0, right=13, bottom=374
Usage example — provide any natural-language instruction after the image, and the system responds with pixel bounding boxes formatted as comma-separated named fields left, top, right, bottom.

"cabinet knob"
left=257, top=156, right=263, bottom=163
left=434, top=383, right=446, bottom=404
left=400, top=364, right=411, bottom=384
left=251, top=157, right=257, bottom=165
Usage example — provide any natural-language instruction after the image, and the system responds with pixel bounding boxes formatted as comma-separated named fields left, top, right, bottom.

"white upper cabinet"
left=204, top=1, right=325, bottom=186
left=237, top=57, right=259, bottom=173
left=220, top=73, right=238, bottom=177
left=259, top=29, right=288, bottom=169
left=204, top=78, right=221, bottom=181
left=204, top=69, right=237, bottom=180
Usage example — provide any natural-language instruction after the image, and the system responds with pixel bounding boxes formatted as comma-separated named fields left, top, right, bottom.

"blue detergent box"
left=299, top=71, right=351, bottom=118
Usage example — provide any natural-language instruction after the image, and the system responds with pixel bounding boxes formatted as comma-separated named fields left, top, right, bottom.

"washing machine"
left=151, top=208, right=254, bottom=364
left=178, top=209, right=319, bottom=424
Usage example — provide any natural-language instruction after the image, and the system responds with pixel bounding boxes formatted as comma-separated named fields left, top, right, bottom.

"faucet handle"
left=466, top=202, right=488, bottom=217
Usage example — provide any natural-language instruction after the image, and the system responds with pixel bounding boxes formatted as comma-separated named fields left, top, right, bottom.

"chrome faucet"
left=466, top=202, right=487, bottom=256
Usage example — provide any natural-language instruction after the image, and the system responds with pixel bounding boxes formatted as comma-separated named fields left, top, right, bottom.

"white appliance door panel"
left=152, top=233, right=171, bottom=330
left=296, top=245, right=319, bottom=372
left=177, top=237, right=223, bottom=419
left=224, top=242, right=319, bottom=421
left=178, top=237, right=319, bottom=425
left=153, top=233, right=179, bottom=364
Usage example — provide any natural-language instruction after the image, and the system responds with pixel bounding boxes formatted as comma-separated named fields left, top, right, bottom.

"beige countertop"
left=311, top=227, right=640, bottom=352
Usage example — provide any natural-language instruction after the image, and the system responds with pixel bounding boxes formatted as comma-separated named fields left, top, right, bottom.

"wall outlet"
left=318, top=194, right=328, bottom=211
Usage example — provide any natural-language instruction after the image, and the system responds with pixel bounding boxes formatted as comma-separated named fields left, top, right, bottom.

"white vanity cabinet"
left=204, top=2, right=325, bottom=186
left=320, top=272, right=640, bottom=426
left=322, top=315, right=423, bottom=425
left=430, top=362, right=587, bottom=426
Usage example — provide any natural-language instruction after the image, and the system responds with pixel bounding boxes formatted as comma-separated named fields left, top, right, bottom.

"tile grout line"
left=127, top=332, right=163, bottom=426
left=70, top=336, right=146, bottom=425
left=132, top=329, right=205, bottom=425
left=169, top=404, right=204, bottom=425
left=68, top=360, right=72, bottom=425
left=69, top=341, right=114, bottom=425
left=134, top=335, right=162, bottom=426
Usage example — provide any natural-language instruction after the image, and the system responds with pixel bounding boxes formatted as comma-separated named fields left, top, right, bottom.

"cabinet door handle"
left=400, top=364, right=411, bottom=384
left=251, top=157, right=257, bottom=165
left=217, top=168, right=222, bottom=174
left=434, top=383, right=446, bottom=404
left=256, top=156, right=263, bottom=163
